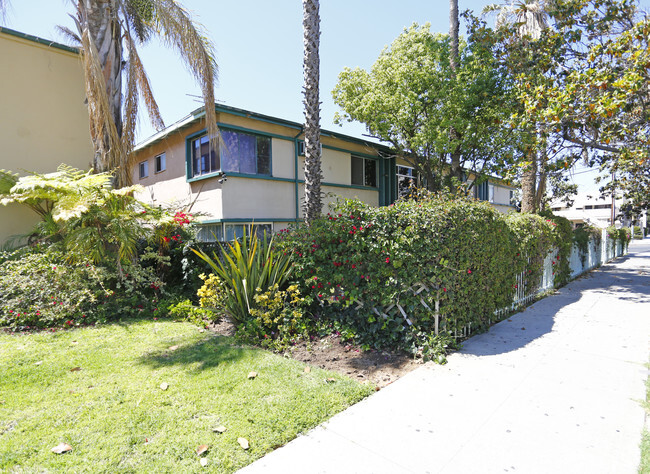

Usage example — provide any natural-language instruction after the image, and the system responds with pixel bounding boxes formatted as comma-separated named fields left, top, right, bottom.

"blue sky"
left=3, top=0, right=648, bottom=193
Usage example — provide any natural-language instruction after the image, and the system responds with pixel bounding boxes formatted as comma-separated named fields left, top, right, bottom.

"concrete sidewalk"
left=239, top=239, right=650, bottom=474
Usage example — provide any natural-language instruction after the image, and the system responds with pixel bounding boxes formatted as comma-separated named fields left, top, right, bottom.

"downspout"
left=293, top=129, right=304, bottom=221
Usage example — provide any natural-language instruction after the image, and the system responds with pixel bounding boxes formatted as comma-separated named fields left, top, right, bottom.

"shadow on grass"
left=138, top=334, right=249, bottom=371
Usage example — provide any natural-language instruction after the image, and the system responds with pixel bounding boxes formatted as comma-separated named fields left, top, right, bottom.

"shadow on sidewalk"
left=461, top=255, right=650, bottom=357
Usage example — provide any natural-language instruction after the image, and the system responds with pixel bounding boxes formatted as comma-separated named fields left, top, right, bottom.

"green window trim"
left=185, top=126, right=273, bottom=180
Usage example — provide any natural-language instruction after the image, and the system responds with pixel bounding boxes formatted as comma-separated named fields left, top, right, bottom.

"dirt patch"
left=287, top=334, right=421, bottom=388
left=209, top=320, right=420, bottom=389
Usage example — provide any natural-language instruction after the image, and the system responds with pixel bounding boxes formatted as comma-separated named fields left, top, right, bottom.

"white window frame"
left=139, top=160, right=149, bottom=179
left=351, top=155, right=378, bottom=188
left=155, top=153, right=166, bottom=173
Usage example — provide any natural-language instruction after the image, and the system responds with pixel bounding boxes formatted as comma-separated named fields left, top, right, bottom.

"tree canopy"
left=332, top=23, right=521, bottom=193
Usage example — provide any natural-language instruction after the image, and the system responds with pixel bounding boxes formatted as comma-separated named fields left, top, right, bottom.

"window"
left=297, top=140, right=321, bottom=156
left=155, top=153, right=166, bottom=173
left=351, top=156, right=377, bottom=187
left=488, top=184, right=495, bottom=203
left=190, top=130, right=271, bottom=178
left=191, top=135, right=218, bottom=177
left=196, top=224, right=224, bottom=243
left=225, top=223, right=272, bottom=241
left=221, top=130, right=271, bottom=175
left=475, top=180, right=489, bottom=201
left=196, top=223, right=273, bottom=242
left=397, top=165, right=416, bottom=198
left=594, top=204, right=612, bottom=209
left=139, top=161, right=149, bottom=179
left=585, top=205, right=593, bottom=210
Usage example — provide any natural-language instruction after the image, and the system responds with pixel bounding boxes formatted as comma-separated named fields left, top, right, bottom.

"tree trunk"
left=521, top=149, right=538, bottom=213
left=534, top=142, right=547, bottom=211
left=449, top=0, right=462, bottom=188
left=302, top=0, right=322, bottom=222
left=79, top=0, right=123, bottom=177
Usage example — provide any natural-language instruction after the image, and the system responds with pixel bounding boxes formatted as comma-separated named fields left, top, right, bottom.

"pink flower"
left=385, top=257, right=390, bottom=263
left=467, top=269, right=472, bottom=274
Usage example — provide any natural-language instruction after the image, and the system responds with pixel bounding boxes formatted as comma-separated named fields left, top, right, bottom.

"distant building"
left=131, top=105, right=517, bottom=240
left=550, top=193, right=647, bottom=230
left=0, top=27, right=92, bottom=246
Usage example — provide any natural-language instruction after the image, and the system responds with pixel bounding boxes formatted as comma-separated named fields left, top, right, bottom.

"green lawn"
left=0, top=320, right=374, bottom=473
left=641, top=366, right=650, bottom=474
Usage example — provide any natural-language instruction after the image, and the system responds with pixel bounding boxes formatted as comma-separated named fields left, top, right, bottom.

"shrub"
left=0, top=247, right=167, bottom=329
left=275, top=193, right=523, bottom=355
left=167, top=298, right=214, bottom=327
left=193, top=228, right=293, bottom=324
left=505, top=213, right=556, bottom=294
left=238, top=284, right=313, bottom=351
left=573, top=225, right=602, bottom=267
left=633, top=225, right=643, bottom=239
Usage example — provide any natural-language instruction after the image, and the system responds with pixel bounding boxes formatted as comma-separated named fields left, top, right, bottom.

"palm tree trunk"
left=78, top=0, right=123, bottom=178
left=449, top=0, right=462, bottom=188
left=302, top=0, right=322, bottom=223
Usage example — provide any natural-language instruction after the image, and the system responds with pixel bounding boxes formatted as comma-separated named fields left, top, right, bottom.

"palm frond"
left=148, top=0, right=219, bottom=149
left=122, top=32, right=140, bottom=165
left=56, top=23, right=81, bottom=44
left=124, top=29, right=164, bottom=132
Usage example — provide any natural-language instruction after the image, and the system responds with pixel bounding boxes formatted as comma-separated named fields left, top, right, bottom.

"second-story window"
left=155, top=153, right=166, bottom=173
left=221, top=130, right=271, bottom=175
left=139, top=161, right=149, bottom=179
left=190, top=130, right=271, bottom=178
left=191, top=135, right=218, bottom=177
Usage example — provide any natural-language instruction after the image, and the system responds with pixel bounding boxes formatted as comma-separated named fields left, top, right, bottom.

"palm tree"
left=0, top=0, right=218, bottom=188
left=302, top=0, right=323, bottom=223
left=449, top=0, right=462, bottom=188
left=490, top=0, right=550, bottom=213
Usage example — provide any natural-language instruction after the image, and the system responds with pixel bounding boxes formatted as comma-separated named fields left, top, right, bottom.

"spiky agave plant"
left=192, top=228, right=293, bottom=325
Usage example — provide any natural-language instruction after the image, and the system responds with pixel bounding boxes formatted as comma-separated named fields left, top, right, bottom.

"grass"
left=640, top=365, right=650, bottom=474
left=0, top=319, right=374, bottom=473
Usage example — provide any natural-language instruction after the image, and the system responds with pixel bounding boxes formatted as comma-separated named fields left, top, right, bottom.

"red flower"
left=467, top=269, right=472, bottom=274
left=351, top=264, right=356, bottom=269
left=385, top=257, right=390, bottom=263
left=443, top=288, right=447, bottom=292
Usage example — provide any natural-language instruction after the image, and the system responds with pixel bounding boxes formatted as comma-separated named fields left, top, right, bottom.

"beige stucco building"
left=133, top=105, right=517, bottom=240
left=0, top=27, right=93, bottom=245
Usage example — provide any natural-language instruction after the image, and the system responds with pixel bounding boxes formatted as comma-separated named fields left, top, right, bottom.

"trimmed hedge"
left=275, top=194, right=560, bottom=355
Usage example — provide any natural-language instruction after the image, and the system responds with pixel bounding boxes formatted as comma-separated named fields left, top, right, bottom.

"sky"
left=3, top=0, right=649, bottom=195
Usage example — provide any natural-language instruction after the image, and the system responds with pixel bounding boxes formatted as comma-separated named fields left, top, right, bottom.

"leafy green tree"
left=516, top=0, right=650, bottom=211
left=0, top=0, right=218, bottom=188
left=333, top=24, right=520, bottom=193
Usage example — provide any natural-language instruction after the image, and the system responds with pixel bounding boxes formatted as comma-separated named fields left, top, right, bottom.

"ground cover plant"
left=0, top=320, right=373, bottom=473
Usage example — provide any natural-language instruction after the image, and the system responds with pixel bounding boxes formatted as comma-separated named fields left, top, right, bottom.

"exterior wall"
left=132, top=109, right=384, bottom=232
left=131, top=105, right=519, bottom=238
left=222, top=178, right=295, bottom=220
left=0, top=28, right=93, bottom=245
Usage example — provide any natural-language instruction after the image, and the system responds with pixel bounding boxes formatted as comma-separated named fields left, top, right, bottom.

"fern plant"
left=192, top=228, right=292, bottom=324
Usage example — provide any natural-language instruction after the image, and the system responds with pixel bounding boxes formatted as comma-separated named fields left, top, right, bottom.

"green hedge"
left=276, top=194, right=560, bottom=355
